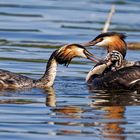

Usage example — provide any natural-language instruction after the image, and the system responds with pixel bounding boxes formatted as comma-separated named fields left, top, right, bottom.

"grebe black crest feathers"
left=92, top=32, right=127, bottom=41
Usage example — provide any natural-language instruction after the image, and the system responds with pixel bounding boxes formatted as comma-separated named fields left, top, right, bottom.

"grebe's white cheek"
left=95, top=39, right=108, bottom=47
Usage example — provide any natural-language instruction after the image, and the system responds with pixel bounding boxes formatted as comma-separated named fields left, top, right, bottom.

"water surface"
left=0, top=0, right=140, bottom=140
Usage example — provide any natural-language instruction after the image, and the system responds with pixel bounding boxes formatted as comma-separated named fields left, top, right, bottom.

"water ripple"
left=0, top=0, right=140, bottom=140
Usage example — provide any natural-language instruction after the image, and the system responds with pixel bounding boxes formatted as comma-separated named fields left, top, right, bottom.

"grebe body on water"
left=87, top=65, right=140, bottom=90
left=86, top=51, right=140, bottom=90
left=0, top=44, right=95, bottom=89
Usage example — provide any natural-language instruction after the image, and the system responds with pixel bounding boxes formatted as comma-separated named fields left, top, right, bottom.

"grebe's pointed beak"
left=55, top=44, right=100, bottom=66
left=84, top=49, right=100, bottom=63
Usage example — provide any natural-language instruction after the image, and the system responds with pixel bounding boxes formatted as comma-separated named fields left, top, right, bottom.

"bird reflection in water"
left=102, top=106, right=125, bottom=140
left=45, top=87, right=83, bottom=115
left=45, top=87, right=56, bottom=107
left=89, top=89, right=140, bottom=140
left=44, top=87, right=86, bottom=135
left=45, top=87, right=140, bottom=139
left=90, top=95, right=125, bottom=139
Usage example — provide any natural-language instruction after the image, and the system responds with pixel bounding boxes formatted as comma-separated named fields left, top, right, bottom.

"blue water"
left=0, top=0, right=140, bottom=140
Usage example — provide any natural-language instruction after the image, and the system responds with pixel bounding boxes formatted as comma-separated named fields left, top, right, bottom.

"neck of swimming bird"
left=107, top=39, right=127, bottom=58
left=36, top=51, right=58, bottom=88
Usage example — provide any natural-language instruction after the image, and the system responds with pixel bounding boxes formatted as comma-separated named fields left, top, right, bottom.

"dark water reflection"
left=0, top=0, right=140, bottom=140
left=44, top=87, right=140, bottom=139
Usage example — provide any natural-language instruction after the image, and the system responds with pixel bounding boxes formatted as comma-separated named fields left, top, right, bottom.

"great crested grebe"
left=82, top=32, right=140, bottom=67
left=82, top=32, right=127, bottom=58
left=86, top=51, right=140, bottom=90
left=0, top=44, right=97, bottom=89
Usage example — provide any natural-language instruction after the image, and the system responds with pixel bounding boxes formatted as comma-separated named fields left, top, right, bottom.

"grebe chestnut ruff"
left=0, top=44, right=96, bottom=89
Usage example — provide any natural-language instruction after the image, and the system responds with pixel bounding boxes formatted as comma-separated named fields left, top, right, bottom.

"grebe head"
left=82, top=32, right=127, bottom=58
left=55, top=44, right=98, bottom=66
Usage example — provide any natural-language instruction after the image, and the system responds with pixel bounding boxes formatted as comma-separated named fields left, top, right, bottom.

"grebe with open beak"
left=0, top=44, right=97, bottom=89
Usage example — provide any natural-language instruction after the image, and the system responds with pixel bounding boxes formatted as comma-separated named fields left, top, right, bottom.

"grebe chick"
left=82, top=32, right=127, bottom=58
left=86, top=51, right=140, bottom=90
left=0, top=44, right=96, bottom=89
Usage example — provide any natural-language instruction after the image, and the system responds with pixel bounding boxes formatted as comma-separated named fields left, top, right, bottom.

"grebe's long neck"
left=35, top=51, right=58, bottom=88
